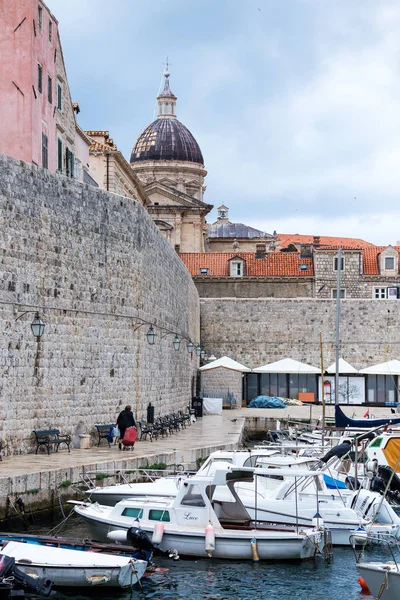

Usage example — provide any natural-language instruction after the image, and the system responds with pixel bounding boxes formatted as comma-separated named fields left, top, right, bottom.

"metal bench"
left=33, top=429, right=71, bottom=455
left=95, top=424, right=114, bottom=447
left=138, top=421, right=154, bottom=441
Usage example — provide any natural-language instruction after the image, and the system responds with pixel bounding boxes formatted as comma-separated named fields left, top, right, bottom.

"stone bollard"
left=79, top=434, right=91, bottom=450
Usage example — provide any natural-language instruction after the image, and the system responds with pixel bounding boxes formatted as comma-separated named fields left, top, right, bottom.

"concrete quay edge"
left=0, top=405, right=395, bottom=519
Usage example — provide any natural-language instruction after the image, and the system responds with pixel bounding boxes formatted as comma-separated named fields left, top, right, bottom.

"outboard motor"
left=350, top=489, right=400, bottom=526
left=126, top=527, right=179, bottom=560
left=0, top=554, right=53, bottom=597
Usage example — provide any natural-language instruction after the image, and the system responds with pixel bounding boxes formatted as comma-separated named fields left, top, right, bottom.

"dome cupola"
left=130, top=68, right=204, bottom=165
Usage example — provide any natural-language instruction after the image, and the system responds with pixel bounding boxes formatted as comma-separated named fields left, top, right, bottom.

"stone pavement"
left=0, top=403, right=394, bottom=477
left=0, top=404, right=396, bottom=518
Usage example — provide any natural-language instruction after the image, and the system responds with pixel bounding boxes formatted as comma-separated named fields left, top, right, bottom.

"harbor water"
left=6, top=511, right=383, bottom=599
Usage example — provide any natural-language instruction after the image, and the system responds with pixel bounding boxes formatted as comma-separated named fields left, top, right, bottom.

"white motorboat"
left=0, top=540, right=147, bottom=588
left=85, top=450, right=400, bottom=545
left=86, top=449, right=319, bottom=506
left=74, top=467, right=325, bottom=561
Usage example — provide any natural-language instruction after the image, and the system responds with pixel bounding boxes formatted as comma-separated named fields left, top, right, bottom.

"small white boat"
left=74, top=467, right=325, bottom=561
left=353, top=534, right=400, bottom=600
left=0, top=540, right=147, bottom=588
left=357, top=562, right=400, bottom=600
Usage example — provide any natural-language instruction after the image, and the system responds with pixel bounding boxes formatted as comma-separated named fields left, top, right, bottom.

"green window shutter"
left=57, top=139, right=62, bottom=171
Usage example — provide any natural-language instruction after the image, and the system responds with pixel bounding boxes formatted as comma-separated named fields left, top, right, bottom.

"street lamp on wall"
left=196, top=345, right=202, bottom=357
left=30, top=313, right=45, bottom=340
left=187, top=341, right=194, bottom=353
left=146, top=325, right=157, bottom=345
left=172, top=334, right=181, bottom=351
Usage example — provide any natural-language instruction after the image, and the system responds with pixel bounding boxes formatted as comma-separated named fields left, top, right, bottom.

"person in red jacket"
left=116, top=405, right=136, bottom=450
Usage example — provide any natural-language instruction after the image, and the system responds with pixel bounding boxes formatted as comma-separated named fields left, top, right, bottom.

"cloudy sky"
left=46, top=0, right=400, bottom=245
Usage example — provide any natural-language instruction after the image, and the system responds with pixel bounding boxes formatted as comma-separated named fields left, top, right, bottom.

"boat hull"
left=357, top=563, right=400, bottom=600
left=77, top=511, right=321, bottom=561
left=0, top=541, right=147, bottom=588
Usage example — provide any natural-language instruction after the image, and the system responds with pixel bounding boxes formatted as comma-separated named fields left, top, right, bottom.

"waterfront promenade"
left=0, top=404, right=396, bottom=518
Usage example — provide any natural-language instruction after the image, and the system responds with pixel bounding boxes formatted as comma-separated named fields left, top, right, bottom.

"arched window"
left=165, top=102, right=169, bottom=114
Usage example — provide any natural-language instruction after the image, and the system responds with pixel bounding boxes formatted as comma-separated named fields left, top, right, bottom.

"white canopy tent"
left=199, top=356, right=251, bottom=372
left=358, top=360, right=400, bottom=375
left=253, top=357, right=320, bottom=374
left=325, top=359, right=358, bottom=374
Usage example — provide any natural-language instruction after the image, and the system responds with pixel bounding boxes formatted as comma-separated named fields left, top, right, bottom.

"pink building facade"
left=0, top=0, right=58, bottom=170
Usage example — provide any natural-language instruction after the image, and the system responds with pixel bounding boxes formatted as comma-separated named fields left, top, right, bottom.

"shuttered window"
left=42, top=133, right=48, bottom=169
left=57, top=83, right=62, bottom=111
left=38, top=64, right=43, bottom=94
left=57, top=138, right=62, bottom=172
left=47, top=75, right=52, bottom=104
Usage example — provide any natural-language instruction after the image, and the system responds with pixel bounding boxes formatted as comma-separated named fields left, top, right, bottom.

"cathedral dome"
left=130, top=118, right=204, bottom=164
left=130, top=69, right=204, bottom=166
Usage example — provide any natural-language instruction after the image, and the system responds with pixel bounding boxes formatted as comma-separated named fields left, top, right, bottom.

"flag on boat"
left=363, top=409, right=370, bottom=418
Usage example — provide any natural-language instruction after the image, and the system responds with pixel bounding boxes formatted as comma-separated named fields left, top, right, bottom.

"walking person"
left=116, top=405, right=136, bottom=450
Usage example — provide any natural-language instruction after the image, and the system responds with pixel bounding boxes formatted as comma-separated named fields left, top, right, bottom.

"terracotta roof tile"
left=180, top=252, right=314, bottom=277
left=277, top=233, right=374, bottom=249
left=363, top=246, right=400, bottom=275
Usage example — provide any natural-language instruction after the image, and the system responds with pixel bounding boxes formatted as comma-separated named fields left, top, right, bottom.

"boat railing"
left=350, top=531, right=400, bottom=569
left=78, top=465, right=191, bottom=491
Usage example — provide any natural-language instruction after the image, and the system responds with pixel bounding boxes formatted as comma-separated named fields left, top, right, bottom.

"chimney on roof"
left=300, top=244, right=312, bottom=258
left=313, top=236, right=320, bottom=247
left=255, top=243, right=267, bottom=259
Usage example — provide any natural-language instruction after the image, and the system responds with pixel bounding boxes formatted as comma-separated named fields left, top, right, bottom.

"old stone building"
left=86, top=131, right=149, bottom=206
left=181, top=245, right=400, bottom=300
left=130, top=69, right=213, bottom=252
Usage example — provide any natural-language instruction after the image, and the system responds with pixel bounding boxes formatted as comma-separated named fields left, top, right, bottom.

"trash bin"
left=147, top=402, right=155, bottom=424
left=192, top=397, right=203, bottom=418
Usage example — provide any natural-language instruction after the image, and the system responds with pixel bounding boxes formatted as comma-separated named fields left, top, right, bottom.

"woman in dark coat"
left=117, top=405, right=135, bottom=450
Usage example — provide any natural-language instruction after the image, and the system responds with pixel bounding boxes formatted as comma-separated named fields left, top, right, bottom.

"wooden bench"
left=95, top=424, right=114, bottom=447
left=33, top=429, right=71, bottom=455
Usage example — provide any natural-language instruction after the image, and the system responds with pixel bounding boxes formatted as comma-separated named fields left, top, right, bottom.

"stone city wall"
left=200, top=297, right=400, bottom=370
left=0, top=154, right=200, bottom=455
left=194, top=278, right=312, bottom=298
